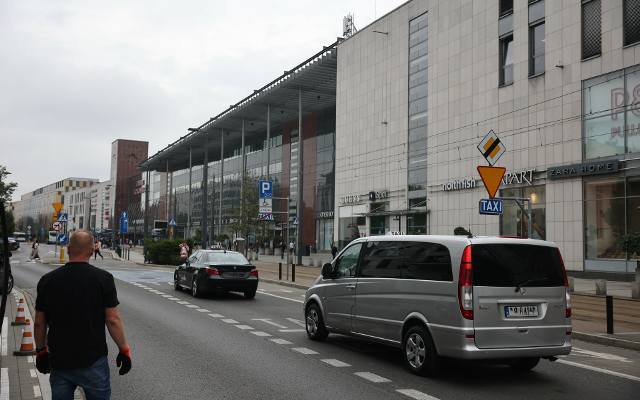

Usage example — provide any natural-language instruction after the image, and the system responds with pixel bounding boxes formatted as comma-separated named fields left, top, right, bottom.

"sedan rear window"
left=472, top=244, right=564, bottom=287
left=205, top=252, right=249, bottom=265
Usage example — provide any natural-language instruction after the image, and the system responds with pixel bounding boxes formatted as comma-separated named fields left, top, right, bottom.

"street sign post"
left=258, top=179, right=273, bottom=220
left=119, top=212, right=129, bottom=234
left=479, top=198, right=504, bottom=215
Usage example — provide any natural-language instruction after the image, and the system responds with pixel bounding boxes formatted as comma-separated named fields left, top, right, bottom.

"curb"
left=573, top=331, right=640, bottom=352
left=259, top=278, right=310, bottom=291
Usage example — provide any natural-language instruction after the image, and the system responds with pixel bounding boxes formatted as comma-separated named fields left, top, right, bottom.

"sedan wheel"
left=174, top=274, right=181, bottom=291
left=191, top=277, right=200, bottom=298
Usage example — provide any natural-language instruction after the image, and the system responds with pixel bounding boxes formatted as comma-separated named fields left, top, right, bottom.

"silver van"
left=303, top=235, right=572, bottom=375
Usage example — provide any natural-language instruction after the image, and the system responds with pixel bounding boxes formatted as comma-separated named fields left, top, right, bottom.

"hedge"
left=144, top=239, right=196, bottom=265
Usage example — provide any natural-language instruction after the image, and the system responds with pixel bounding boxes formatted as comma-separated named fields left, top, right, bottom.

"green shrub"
left=145, top=238, right=196, bottom=265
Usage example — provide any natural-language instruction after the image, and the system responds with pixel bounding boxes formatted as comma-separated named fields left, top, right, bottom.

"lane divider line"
left=208, top=314, right=224, bottom=318
left=396, top=389, right=440, bottom=400
left=30, top=369, right=37, bottom=378
left=1, top=317, right=8, bottom=356
left=222, top=319, right=239, bottom=324
left=196, top=309, right=210, bottom=313
left=235, top=325, right=254, bottom=330
left=33, top=384, right=42, bottom=398
left=185, top=305, right=199, bottom=309
left=321, top=359, right=351, bottom=368
left=292, top=347, right=318, bottom=355
left=270, top=338, right=293, bottom=345
left=257, top=290, right=303, bottom=304
left=251, top=331, right=272, bottom=337
left=285, top=318, right=306, bottom=327
left=251, top=318, right=288, bottom=329
left=556, top=359, right=640, bottom=383
left=1, top=368, right=9, bottom=400
left=353, top=372, right=391, bottom=383
left=176, top=301, right=189, bottom=305
left=278, top=329, right=305, bottom=333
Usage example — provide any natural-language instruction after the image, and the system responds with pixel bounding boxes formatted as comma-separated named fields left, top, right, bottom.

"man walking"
left=34, top=230, right=131, bottom=400
left=94, top=239, right=104, bottom=260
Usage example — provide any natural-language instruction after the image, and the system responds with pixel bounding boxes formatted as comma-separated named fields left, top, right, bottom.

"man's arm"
left=105, top=307, right=128, bottom=350
left=34, top=311, right=47, bottom=349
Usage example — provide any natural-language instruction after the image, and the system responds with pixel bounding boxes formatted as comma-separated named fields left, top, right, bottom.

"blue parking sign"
left=258, top=180, right=273, bottom=198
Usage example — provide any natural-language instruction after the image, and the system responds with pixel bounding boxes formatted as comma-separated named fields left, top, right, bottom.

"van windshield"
left=472, top=244, right=565, bottom=287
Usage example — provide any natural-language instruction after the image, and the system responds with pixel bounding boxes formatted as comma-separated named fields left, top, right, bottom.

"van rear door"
left=471, top=243, right=568, bottom=349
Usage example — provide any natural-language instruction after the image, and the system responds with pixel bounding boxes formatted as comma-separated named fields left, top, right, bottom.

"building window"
left=583, top=66, right=640, bottom=159
left=528, top=0, right=545, bottom=77
left=624, top=0, right=640, bottom=46
left=582, top=0, right=601, bottom=59
left=499, top=0, right=513, bottom=16
left=500, top=186, right=546, bottom=240
left=499, top=35, right=514, bottom=86
left=408, top=12, right=428, bottom=202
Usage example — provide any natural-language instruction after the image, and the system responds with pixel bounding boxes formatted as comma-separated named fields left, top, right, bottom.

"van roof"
left=353, top=235, right=556, bottom=248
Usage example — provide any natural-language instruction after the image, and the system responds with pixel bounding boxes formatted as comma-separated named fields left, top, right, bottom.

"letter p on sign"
left=259, top=180, right=273, bottom=198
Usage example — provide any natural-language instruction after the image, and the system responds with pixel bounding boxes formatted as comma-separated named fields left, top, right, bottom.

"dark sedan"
left=174, top=250, right=259, bottom=298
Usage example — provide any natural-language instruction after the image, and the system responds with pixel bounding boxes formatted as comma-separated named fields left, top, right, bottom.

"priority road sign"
left=479, top=198, right=504, bottom=215
left=52, top=222, right=62, bottom=231
left=477, top=166, right=506, bottom=198
left=477, top=130, right=506, bottom=166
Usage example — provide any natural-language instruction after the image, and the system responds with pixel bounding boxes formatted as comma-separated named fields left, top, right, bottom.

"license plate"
left=223, top=272, right=239, bottom=278
left=504, top=305, right=539, bottom=318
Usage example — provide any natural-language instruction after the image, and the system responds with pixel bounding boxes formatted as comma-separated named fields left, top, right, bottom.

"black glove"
left=36, top=348, right=51, bottom=374
left=116, top=347, right=132, bottom=375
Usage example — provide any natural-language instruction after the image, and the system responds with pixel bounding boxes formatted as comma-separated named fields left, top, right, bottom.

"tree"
left=231, top=176, right=260, bottom=243
left=0, top=165, right=18, bottom=203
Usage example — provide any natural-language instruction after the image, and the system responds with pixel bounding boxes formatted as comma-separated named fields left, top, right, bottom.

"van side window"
left=359, top=241, right=453, bottom=281
left=334, top=243, right=362, bottom=278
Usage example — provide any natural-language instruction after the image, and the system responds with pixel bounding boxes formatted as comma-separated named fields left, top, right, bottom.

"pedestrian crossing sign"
left=477, top=130, right=505, bottom=166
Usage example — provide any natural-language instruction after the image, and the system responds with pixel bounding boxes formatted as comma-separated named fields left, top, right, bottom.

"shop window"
left=584, top=179, right=626, bottom=260
left=500, top=185, right=546, bottom=239
left=624, top=0, right=640, bottom=46
left=583, top=67, right=640, bottom=158
left=369, top=202, right=387, bottom=236
left=338, top=216, right=365, bottom=249
left=582, top=0, right=601, bottom=59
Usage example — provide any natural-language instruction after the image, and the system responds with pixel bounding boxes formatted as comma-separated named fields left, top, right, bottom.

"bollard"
left=292, top=262, right=296, bottom=282
left=606, top=295, right=614, bottom=334
left=632, top=282, right=640, bottom=299
left=595, top=279, right=607, bottom=296
left=278, top=263, right=282, bottom=280
left=568, top=277, right=575, bottom=293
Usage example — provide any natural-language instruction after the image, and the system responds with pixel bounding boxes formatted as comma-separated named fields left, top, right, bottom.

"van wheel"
left=305, top=303, right=328, bottom=341
left=509, top=357, right=540, bottom=372
left=403, top=325, right=439, bottom=376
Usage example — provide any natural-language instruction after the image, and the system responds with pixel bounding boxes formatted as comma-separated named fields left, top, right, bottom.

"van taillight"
left=458, top=245, right=474, bottom=320
left=557, top=249, right=571, bottom=318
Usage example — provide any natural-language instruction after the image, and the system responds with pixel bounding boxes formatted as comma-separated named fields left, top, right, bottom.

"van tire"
left=403, top=325, right=439, bottom=376
left=509, top=357, right=540, bottom=372
left=305, top=303, right=328, bottom=341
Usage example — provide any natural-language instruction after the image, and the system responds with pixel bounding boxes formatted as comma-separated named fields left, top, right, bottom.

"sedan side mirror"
left=321, top=263, right=333, bottom=279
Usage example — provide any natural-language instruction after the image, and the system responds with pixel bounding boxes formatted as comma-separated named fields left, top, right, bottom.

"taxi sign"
left=477, top=130, right=506, bottom=166
left=479, top=198, right=504, bottom=215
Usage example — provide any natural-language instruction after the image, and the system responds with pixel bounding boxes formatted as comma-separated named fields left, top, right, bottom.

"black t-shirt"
left=36, top=262, right=119, bottom=369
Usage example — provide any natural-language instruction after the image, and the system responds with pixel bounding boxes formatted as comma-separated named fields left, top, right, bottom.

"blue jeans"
left=50, top=356, right=111, bottom=400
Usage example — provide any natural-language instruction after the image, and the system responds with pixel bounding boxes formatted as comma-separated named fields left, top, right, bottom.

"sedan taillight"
left=205, top=267, right=220, bottom=276
left=250, top=269, right=259, bottom=278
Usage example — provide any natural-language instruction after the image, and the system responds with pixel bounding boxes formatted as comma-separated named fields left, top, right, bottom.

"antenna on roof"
left=343, top=13, right=357, bottom=38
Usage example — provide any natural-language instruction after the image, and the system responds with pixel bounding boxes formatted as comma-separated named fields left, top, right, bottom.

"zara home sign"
left=547, top=161, right=619, bottom=180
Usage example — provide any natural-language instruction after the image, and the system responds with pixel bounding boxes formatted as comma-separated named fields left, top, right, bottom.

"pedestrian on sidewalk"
left=30, top=239, right=40, bottom=261
left=34, top=230, right=132, bottom=400
left=94, top=239, right=104, bottom=260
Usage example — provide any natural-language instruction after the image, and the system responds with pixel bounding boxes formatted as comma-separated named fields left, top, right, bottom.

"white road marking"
left=196, top=309, right=210, bottom=313
left=30, top=369, right=37, bottom=378
left=1, top=317, right=8, bottom=356
left=251, top=331, right=272, bottom=337
left=27, top=356, right=34, bottom=363
left=292, top=347, right=318, bottom=355
left=161, top=295, right=172, bottom=298
left=556, top=359, right=640, bottom=382
left=176, top=301, right=190, bottom=305
left=571, top=347, right=632, bottom=363
left=321, top=359, right=351, bottom=368
left=166, top=297, right=180, bottom=300
left=1, top=368, right=9, bottom=400
left=354, top=372, right=390, bottom=383
left=396, top=389, right=440, bottom=400
left=257, top=290, right=304, bottom=304
left=208, top=313, right=224, bottom=318
left=279, top=329, right=305, bottom=333
left=270, top=338, right=292, bottom=345
left=235, top=325, right=254, bottom=330
left=252, top=318, right=288, bottom=329
left=33, top=384, right=41, bottom=398
left=222, top=319, right=239, bottom=324
left=185, top=305, right=199, bottom=309
left=286, top=318, right=306, bottom=327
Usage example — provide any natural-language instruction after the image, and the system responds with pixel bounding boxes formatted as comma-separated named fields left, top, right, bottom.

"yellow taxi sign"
left=477, top=130, right=505, bottom=166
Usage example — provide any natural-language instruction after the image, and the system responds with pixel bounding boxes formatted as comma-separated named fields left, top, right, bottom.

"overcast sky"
left=1, top=0, right=405, bottom=201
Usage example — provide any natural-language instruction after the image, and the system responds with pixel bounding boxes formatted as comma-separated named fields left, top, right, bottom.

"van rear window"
left=472, top=244, right=564, bottom=287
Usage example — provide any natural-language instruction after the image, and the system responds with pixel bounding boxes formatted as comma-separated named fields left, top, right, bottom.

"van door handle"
left=346, top=284, right=356, bottom=290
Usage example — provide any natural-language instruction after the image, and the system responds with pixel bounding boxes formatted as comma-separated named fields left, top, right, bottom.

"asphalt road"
left=8, top=245, right=639, bottom=400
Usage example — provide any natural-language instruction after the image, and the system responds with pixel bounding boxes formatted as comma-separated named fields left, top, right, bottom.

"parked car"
left=174, top=250, right=259, bottom=298
left=13, top=232, right=26, bottom=242
left=303, top=235, right=572, bottom=376
left=7, top=237, right=19, bottom=251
